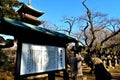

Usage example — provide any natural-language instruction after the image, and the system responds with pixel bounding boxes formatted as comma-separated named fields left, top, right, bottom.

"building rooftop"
left=18, top=3, right=44, bottom=17
left=0, top=17, right=77, bottom=47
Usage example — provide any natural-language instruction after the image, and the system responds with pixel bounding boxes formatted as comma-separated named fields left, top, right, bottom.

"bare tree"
left=42, top=20, right=61, bottom=31
left=100, top=18, right=120, bottom=47
left=42, top=0, right=120, bottom=55
left=76, top=0, right=120, bottom=51
left=61, top=16, right=78, bottom=36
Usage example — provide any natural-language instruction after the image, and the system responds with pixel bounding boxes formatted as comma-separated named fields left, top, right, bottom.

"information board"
left=20, top=43, right=65, bottom=75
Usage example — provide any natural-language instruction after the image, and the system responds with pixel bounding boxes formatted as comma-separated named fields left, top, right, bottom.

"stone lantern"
left=107, top=55, right=112, bottom=67
left=114, top=56, right=118, bottom=66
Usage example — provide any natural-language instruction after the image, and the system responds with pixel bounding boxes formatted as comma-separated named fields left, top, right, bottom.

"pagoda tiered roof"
left=17, top=3, right=44, bottom=26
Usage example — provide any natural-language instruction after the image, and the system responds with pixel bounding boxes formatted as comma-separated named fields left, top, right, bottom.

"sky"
left=18, top=0, right=120, bottom=34
left=19, top=0, right=120, bottom=24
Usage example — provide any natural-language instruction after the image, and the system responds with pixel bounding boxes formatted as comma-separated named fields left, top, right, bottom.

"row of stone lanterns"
left=101, top=54, right=119, bottom=69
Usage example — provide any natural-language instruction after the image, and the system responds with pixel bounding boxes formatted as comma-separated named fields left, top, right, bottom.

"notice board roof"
left=0, top=17, right=77, bottom=47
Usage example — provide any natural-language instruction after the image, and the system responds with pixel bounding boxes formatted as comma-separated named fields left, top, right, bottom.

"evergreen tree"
left=0, top=0, right=22, bottom=20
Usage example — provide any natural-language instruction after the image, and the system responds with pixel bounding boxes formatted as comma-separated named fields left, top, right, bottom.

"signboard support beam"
left=48, top=72, right=55, bottom=80
left=63, top=70, right=69, bottom=80
left=63, top=47, right=70, bottom=80
left=15, top=40, right=22, bottom=80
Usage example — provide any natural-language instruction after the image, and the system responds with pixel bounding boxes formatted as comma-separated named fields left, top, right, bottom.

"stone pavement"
left=109, top=66, right=120, bottom=80
left=75, top=65, right=120, bottom=80
left=57, top=64, right=120, bottom=80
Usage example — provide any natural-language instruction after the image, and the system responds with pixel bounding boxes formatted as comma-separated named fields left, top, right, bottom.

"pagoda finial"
left=28, top=0, right=31, bottom=6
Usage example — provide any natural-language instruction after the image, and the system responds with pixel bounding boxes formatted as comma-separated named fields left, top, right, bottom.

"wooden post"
left=63, top=45, right=70, bottom=80
left=14, top=40, right=22, bottom=80
left=71, top=56, right=77, bottom=80
left=48, top=72, right=55, bottom=80
left=63, top=70, right=69, bottom=80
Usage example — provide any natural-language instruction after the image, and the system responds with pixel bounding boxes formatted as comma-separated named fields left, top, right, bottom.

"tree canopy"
left=0, top=0, right=22, bottom=20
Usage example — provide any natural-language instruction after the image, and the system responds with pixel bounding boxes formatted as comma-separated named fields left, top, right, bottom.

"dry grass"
left=0, top=65, right=120, bottom=80
left=0, top=71, right=14, bottom=80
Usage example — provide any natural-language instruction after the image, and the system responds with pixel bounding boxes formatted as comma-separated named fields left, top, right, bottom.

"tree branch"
left=104, top=43, right=120, bottom=49
left=100, top=29, right=120, bottom=46
left=83, top=22, right=89, bottom=46
left=82, top=0, right=96, bottom=47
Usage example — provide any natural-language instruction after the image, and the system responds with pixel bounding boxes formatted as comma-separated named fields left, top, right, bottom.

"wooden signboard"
left=20, top=43, right=65, bottom=75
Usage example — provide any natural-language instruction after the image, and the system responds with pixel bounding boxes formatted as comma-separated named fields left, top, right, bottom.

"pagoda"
left=17, top=0, right=44, bottom=26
